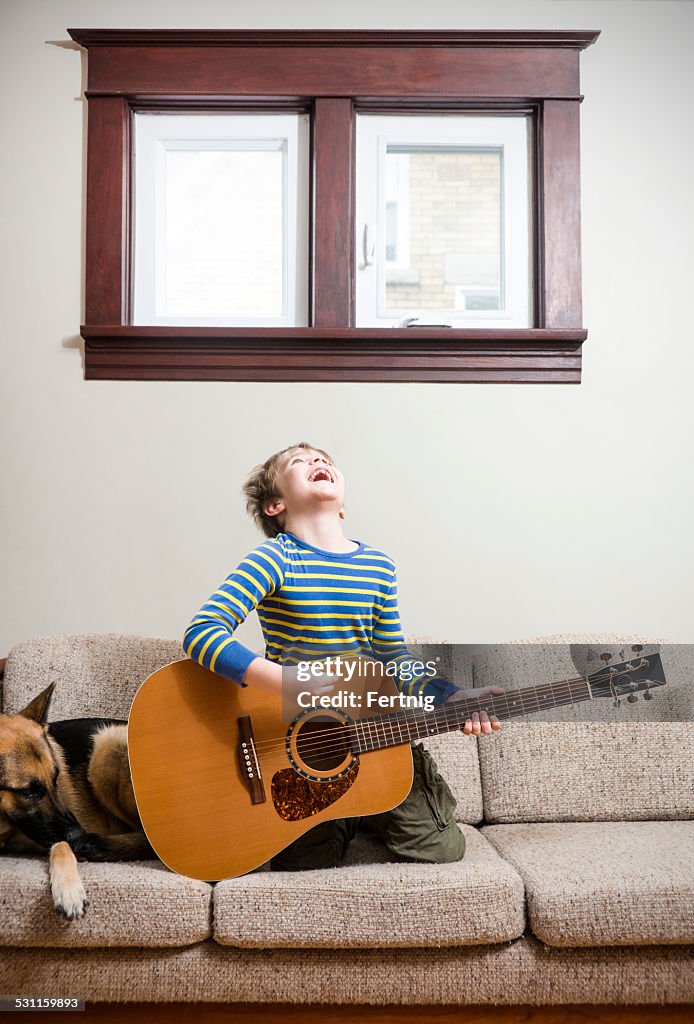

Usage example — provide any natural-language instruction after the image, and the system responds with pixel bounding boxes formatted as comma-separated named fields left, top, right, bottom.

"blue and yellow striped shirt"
left=183, top=531, right=456, bottom=703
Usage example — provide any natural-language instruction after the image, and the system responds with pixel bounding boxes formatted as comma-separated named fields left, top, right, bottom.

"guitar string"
left=246, top=668, right=643, bottom=757
left=244, top=666, right=648, bottom=757
left=247, top=675, right=590, bottom=754
left=241, top=688, right=601, bottom=770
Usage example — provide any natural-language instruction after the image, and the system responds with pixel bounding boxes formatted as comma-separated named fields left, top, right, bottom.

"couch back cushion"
left=473, top=636, right=693, bottom=822
left=2, top=634, right=486, bottom=824
left=478, top=720, right=693, bottom=823
left=419, top=733, right=484, bottom=824
left=2, top=634, right=187, bottom=720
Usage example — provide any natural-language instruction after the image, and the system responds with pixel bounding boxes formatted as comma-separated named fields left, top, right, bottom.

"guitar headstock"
left=585, top=652, right=666, bottom=707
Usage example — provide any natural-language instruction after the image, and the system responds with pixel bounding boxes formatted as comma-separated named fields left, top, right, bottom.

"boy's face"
left=265, top=447, right=345, bottom=525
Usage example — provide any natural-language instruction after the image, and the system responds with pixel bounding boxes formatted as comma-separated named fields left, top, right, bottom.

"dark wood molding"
left=68, top=29, right=601, bottom=49
left=84, top=97, right=130, bottom=324
left=73, top=47, right=583, bottom=101
left=11, top=1002, right=694, bottom=1024
left=313, top=99, right=355, bottom=327
left=82, top=326, right=585, bottom=383
left=540, top=101, right=583, bottom=328
left=68, top=28, right=600, bottom=383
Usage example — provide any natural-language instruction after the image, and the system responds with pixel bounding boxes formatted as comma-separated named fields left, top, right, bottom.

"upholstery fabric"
left=482, top=821, right=694, bottom=947
left=473, top=634, right=691, bottom=722
left=477, top=720, right=693, bottom=823
left=213, top=828, right=525, bottom=948
left=418, top=732, right=484, bottom=824
left=2, top=634, right=187, bottom=720
left=1, top=937, right=692, bottom=1004
left=0, top=858, right=212, bottom=948
left=1, top=633, right=486, bottom=825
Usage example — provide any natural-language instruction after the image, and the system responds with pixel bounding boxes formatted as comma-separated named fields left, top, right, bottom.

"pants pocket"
left=412, top=743, right=458, bottom=831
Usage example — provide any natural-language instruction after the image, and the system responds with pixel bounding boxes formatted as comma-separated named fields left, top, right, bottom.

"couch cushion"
left=0, top=857, right=212, bottom=947
left=2, top=634, right=187, bottom=719
left=481, top=821, right=694, bottom=947
left=213, top=826, right=525, bottom=948
left=478, top=721, right=694, bottom=823
left=470, top=635, right=693, bottom=822
left=419, top=733, right=484, bottom=824
left=3, top=936, right=694, bottom=1005
left=473, top=636, right=691, bottom=724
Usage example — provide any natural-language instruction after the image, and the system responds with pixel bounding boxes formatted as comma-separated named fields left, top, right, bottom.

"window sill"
left=81, top=325, right=586, bottom=383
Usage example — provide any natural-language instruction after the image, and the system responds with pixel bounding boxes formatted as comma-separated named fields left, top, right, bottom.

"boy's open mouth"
left=308, top=467, right=334, bottom=483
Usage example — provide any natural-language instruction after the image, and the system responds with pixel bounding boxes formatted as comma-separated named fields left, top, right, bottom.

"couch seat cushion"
left=0, top=858, right=212, bottom=947
left=481, top=821, right=694, bottom=947
left=213, top=825, right=525, bottom=948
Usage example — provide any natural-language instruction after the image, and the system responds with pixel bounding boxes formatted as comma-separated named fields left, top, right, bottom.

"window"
left=355, top=114, right=531, bottom=328
left=68, top=29, right=600, bottom=383
left=133, top=113, right=310, bottom=327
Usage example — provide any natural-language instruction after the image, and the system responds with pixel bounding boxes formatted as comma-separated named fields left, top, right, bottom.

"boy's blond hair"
left=243, top=442, right=335, bottom=538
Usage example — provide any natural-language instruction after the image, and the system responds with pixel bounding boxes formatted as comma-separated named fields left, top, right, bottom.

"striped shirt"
left=183, top=531, right=456, bottom=703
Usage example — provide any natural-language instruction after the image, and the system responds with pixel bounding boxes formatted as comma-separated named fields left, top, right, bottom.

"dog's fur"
left=0, top=683, right=154, bottom=919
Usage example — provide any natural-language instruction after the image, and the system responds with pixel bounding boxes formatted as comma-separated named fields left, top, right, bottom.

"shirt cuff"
left=207, top=641, right=258, bottom=687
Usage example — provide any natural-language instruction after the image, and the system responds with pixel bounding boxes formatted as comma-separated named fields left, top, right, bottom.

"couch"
left=0, top=633, right=692, bottom=1006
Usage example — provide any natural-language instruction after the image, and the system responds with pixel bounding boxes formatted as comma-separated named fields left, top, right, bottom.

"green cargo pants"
left=270, top=742, right=465, bottom=871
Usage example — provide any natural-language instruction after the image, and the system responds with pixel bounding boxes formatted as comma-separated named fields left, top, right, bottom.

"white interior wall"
left=1, top=0, right=693, bottom=660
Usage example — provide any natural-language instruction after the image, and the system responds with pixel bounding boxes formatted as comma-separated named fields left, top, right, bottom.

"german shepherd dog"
left=0, top=682, right=154, bottom=919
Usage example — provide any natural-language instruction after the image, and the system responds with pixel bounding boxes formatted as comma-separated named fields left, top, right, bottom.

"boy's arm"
left=183, top=540, right=286, bottom=687
left=371, top=571, right=458, bottom=704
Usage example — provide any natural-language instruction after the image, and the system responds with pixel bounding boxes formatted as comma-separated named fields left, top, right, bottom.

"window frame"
left=68, top=28, right=600, bottom=383
left=354, top=112, right=531, bottom=329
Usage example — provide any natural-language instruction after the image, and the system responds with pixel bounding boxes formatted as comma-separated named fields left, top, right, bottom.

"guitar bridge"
left=237, top=715, right=266, bottom=805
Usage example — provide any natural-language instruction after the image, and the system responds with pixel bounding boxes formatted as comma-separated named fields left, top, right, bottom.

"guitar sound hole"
left=295, top=717, right=350, bottom=772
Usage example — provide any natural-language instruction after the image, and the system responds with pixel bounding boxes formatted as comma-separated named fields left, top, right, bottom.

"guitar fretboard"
left=349, top=676, right=593, bottom=753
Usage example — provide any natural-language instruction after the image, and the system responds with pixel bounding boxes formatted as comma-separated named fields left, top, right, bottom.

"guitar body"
left=127, top=658, right=413, bottom=881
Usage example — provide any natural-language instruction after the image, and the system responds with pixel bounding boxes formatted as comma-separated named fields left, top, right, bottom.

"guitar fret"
left=348, top=660, right=661, bottom=755
left=355, top=681, right=595, bottom=752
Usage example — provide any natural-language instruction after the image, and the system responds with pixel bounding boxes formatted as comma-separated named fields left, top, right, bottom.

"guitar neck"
left=351, top=675, right=594, bottom=753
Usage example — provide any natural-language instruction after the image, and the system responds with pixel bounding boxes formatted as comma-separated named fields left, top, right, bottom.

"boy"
left=183, top=442, right=502, bottom=871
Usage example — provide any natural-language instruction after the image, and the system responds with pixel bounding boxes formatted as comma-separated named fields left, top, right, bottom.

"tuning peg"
left=632, top=645, right=643, bottom=655
left=612, top=699, right=621, bottom=708
left=643, top=690, right=653, bottom=700
left=627, top=693, right=638, bottom=703
left=601, top=652, right=612, bottom=665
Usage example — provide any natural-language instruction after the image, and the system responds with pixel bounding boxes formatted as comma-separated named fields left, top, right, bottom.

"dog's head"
left=0, top=683, right=77, bottom=846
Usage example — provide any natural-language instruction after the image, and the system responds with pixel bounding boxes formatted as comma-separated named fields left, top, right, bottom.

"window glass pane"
left=385, top=147, right=502, bottom=313
left=356, top=114, right=531, bottom=328
left=133, top=113, right=308, bottom=327
left=164, top=148, right=284, bottom=319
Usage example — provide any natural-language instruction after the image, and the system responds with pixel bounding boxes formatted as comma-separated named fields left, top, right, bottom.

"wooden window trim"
left=68, top=28, right=600, bottom=383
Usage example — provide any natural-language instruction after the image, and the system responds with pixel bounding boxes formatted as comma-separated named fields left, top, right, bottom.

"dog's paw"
left=49, top=841, right=89, bottom=920
left=54, top=883, right=89, bottom=920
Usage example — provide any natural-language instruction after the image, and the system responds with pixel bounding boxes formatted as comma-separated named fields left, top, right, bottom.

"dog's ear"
left=18, top=681, right=57, bottom=724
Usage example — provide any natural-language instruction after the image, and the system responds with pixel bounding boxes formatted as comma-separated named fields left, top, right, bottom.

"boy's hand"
left=445, top=686, right=504, bottom=735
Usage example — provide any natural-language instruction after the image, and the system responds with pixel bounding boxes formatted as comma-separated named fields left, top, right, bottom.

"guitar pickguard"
left=271, top=761, right=360, bottom=822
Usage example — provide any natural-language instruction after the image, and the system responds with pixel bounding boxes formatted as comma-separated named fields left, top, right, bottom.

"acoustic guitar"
left=127, top=651, right=666, bottom=881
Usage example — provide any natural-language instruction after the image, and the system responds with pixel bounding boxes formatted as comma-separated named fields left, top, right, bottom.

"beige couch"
left=0, top=633, right=692, bottom=1006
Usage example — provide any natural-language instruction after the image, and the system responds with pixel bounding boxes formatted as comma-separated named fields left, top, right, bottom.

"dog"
left=0, top=682, right=154, bottom=920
